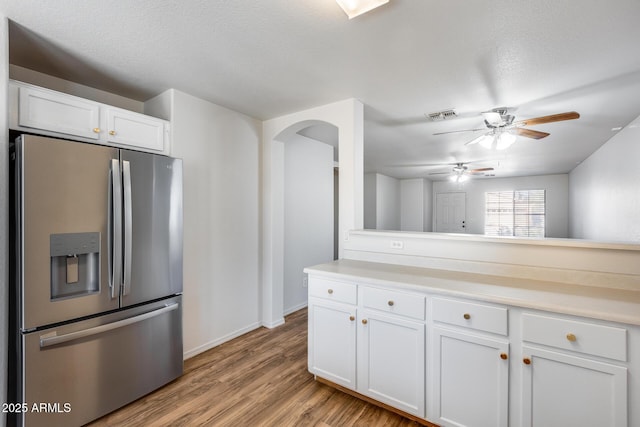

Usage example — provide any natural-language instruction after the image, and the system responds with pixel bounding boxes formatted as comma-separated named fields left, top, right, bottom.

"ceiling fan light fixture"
left=335, top=0, right=389, bottom=19
left=478, top=134, right=495, bottom=149
left=450, top=173, right=469, bottom=183
left=496, top=132, right=517, bottom=150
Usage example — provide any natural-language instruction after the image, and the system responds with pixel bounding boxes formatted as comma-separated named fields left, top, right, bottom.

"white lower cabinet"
left=307, top=297, right=356, bottom=389
left=431, top=327, right=509, bottom=427
left=521, top=345, right=627, bottom=427
left=520, top=312, right=628, bottom=427
left=307, top=274, right=637, bottom=426
left=358, top=310, right=425, bottom=417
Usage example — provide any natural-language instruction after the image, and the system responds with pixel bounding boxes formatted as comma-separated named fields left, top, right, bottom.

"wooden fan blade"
left=469, top=167, right=494, bottom=174
left=516, top=111, right=580, bottom=126
left=515, top=128, right=550, bottom=139
left=433, top=128, right=485, bottom=136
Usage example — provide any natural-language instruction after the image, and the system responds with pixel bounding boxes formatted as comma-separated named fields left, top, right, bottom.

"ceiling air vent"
left=426, top=109, right=457, bottom=121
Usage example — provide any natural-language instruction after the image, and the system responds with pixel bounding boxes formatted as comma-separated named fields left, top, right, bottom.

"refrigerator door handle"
left=122, top=160, right=133, bottom=296
left=39, top=303, right=179, bottom=348
left=110, top=159, right=123, bottom=299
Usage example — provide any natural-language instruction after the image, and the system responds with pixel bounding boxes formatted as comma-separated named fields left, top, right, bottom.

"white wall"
left=570, top=114, right=640, bottom=243
left=433, top=174, right=569, bottom=238
left=283, top=135, right=334, bottom=314
left=376, top=173, right=400, bottom=231
left=401, top=178, right=427, bottom=232
left=1, top=16, right=9, bottom=427
left=423, top=179, right=433, bottom=232
left=344, top=230, right=640, bottom=290
left=146, top=89, right=262, bottom=358
left=364, top=172, right=377, bottom=229
left=365, top=175, right=434, bottom=232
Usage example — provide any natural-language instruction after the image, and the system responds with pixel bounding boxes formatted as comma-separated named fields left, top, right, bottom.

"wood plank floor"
left=89, top=308, right=421, bottom=426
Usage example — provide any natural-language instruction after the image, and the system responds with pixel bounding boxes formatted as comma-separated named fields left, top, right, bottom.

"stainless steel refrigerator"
left=9, top=134, right=183, bottom=427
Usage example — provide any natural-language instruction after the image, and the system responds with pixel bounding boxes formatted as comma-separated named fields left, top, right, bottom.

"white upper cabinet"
left=10, top=80, right=170, bottom=155
left=106, top=107, right=166, bottom=152
left=17, top=85, right=101, bottom=140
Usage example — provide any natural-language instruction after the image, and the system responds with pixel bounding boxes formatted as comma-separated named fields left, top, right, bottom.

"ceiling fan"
left=433, top=108, right=580, bottom=150
left=429, top=162, right=494, bottom=183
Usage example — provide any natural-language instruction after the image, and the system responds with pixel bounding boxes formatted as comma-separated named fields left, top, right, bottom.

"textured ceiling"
left=2, top=0, right=640, bottom=179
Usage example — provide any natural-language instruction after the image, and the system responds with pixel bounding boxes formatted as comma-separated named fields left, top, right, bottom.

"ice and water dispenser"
left=50, top=232, right=100, bottom=300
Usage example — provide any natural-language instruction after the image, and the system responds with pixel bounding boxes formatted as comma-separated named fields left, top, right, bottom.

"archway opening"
left=276, top=121, right=339, bottom=315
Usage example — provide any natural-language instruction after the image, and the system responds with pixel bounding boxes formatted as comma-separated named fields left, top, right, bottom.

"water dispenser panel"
left=50, top=232, right=100, bottom=300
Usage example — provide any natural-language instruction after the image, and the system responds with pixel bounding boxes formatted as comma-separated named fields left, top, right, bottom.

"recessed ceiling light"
left=335, top=0, right=389, bottom=19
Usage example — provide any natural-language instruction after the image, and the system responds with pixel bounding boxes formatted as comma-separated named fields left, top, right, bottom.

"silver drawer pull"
left=388, top=300, right=394, bottom=306
left=327, top=289, right=334, bottom=294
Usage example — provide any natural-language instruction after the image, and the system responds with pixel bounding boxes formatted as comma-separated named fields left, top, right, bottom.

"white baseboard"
left=183, top=321, right=262, bottom=360
left=262, top=317, right=285, bottom=329
left=283, top=301, right=308, bottom=316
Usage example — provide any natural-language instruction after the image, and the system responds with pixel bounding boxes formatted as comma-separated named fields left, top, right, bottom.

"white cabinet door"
left=106, top=108, right=166, bottom=152
left=308, top=297, right=357, bottom=389
left=521, top=345, right=627, bottom=427
left=431, top=327, right=509, bottom=427
left=358, top=310, right=425, bottom=417
left=18, top=86, right=101, bottom=140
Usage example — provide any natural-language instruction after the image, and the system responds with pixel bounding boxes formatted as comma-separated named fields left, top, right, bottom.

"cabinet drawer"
left=308, top=277, right=356, bottom=305
left=360, top=287, right=425, bottom=320
left=432, top=297, right=508, bottom=336
left=522, top=313, right=627, bottom=362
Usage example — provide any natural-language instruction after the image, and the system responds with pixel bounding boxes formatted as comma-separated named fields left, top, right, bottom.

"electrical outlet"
left=302, top=276, right=308, bottom=288
left=391, top=240, right=404, bottom=249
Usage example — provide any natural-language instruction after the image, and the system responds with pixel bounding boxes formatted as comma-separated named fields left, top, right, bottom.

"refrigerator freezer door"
left=20, top=296, right=183, bottom=427
left=120, top=150, right=183, bottom=306
left=17, top=135, right=120, bottom=330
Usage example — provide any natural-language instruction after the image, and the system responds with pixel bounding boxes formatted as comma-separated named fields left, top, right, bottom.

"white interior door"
left=435, top=192, right=466, bottom=233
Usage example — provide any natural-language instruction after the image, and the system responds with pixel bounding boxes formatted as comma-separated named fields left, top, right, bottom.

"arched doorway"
left=261, top=99, right=364, bottom=327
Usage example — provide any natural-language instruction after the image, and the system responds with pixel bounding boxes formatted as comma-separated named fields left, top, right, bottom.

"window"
left=485, top=190, right=545, bottom=237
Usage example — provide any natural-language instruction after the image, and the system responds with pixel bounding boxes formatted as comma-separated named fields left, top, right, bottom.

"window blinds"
left=485, top=190, right=545, bottom=237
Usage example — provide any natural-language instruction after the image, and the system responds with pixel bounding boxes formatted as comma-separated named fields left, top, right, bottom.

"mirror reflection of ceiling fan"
left=429, top=162, right=494, bottom=183
left=434, top=108, right=580, bottom=150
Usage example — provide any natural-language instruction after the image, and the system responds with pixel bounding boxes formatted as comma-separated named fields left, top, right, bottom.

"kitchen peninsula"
left=306, top=230, right=640, bottom=427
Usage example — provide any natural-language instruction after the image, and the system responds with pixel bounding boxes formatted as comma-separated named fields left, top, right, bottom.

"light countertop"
left=304, top=259, right=640, bottom=326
